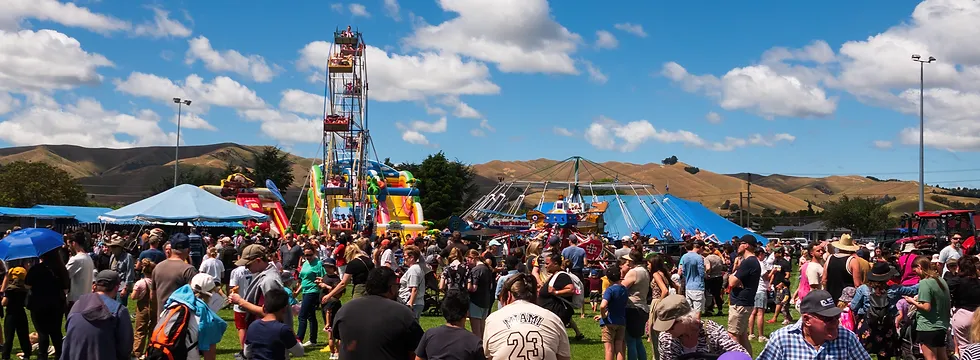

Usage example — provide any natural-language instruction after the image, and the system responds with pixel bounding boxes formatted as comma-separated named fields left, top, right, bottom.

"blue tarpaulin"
left=100, top=184, right=268, bottom=223
left=0, top=207, right=74, bottom=219
left=539, top=194, right=767, bottom=245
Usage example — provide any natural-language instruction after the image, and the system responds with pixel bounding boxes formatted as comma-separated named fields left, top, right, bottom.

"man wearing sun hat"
left=757, top=290, right=870, bottom=360
left=229, top=244, right=293, bottom=329
left=823, top=234, right=862, bottom=302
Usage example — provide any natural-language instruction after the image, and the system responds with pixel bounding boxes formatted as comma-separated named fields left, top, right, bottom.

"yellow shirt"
left=601, top=276, right=611, bottom=294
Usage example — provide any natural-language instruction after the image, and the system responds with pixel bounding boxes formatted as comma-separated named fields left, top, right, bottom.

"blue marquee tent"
left=540, top=194, right=766, bottom=245
left=100, top=184, right=268, bottom=223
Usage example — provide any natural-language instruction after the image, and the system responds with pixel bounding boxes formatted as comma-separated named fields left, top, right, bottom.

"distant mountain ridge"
left=0, top=143, right=974, bottom=214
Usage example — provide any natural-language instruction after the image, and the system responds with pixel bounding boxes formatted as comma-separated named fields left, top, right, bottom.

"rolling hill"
left=0, top=143, right=975, bottom=216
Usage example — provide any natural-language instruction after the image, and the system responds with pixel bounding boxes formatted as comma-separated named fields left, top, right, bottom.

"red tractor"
left=897, top=210, right=978, bottom=254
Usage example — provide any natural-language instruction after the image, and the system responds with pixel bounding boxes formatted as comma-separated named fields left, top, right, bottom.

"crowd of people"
left=3, top=222, right=980, bottom=360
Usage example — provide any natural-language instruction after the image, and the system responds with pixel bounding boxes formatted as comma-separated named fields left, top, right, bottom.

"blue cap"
left=323, top=257, right=337, bottom=267
left=170, top=233, right=190, bottom=250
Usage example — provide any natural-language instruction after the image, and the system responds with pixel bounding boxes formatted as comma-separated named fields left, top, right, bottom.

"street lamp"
left=911, top=54, right=936, bottom=212
left=172, top=97, right=192, bottom=188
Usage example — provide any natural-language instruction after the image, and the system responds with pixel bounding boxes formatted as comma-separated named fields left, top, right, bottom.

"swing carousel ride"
left=302, top=26, right=427, bottom=237
left=451, top=156, right=705, bottom=257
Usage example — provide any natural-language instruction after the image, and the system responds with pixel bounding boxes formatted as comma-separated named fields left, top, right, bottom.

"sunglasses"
left=811, top=314, right=840, bottom=324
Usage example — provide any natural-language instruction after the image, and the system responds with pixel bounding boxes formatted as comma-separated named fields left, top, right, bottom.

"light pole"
left=911, top=54, right=935, bottom=212
left=172, top=97, right=192, bottom=188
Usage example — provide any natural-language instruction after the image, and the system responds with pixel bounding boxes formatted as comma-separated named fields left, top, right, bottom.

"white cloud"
left=384, top=0, right=401, bottom=21
left=394, top=116, right=448, bottom=145
left=583, top=61, right=608, bottom=84
left=479, top=119, right=495, bottom=132
left=663, top=0, right=980, bottom=150
left=401, top=130, right=430, bottom=146
left=0, top=0, right=130, bottom=33
left=438, top=96, right=481, bottom=118
left=259, top=116, right=321, bottom=143
left=595, top=30, right=618, bottom=49
left=185, top=36, right=278, bottom=82
left=330, top=4, right=343, bottom=13
left=298, top=41, right=500, bottom=102
left=0, top=29, right=113, bottom=93
left=396, top=117, right=447, bottom=133
left=349, top=4, right=370, bottom=17
left=470, top=129, right=486, bottom=137
left=0, top=97, right=177, bottom=148
left=613, top=23, right=647, bottom=38
left=662, top=60, right=837, bottom=119
left=874, top=140, right=893, bottom=149
left=584, top=116, right=794, bottom=152
left=0, top=92, right=20, bottom=115
left=172, top=112, right=216, bottom=131
left=553, top=127, right=575, bottom=137
left=133, top=7, right=192, bottom=38
left=705, top=111, right=722, bottom=124
left=403, top=0, right=581, bottom=74
left=279, top=89, right=323, bottom=116
left=114, top=72, right=267, bottom=111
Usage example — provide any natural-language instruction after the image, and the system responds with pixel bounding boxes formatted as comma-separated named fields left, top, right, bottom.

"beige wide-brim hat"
left=831, top=234, right=860, bottom=252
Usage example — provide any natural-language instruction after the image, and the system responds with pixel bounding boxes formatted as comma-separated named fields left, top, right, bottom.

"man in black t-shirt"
left=728, top=234, right=761, bottom=353
left=333, top=267, right=424, bottom=360
left=770, top=247, right=792, bottom=286
left=416, top=289, right=483, bottom=360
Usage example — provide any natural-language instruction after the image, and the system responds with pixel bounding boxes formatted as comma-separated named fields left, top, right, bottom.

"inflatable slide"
left=306, top=159, right=425, bottom=235
left=200, top=174, right=290, bottom=236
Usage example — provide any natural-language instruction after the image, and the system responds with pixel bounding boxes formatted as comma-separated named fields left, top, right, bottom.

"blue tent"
left=99, top=184, right=269, bottom=223
left=540, top=194, right=766, bottom=245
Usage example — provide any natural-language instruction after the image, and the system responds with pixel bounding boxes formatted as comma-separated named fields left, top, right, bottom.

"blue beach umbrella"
left=0, top=228, right=65, bottom=261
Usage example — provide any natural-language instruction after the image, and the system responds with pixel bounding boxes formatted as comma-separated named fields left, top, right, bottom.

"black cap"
left=169, top=233, right=190, bottom=250
left=323, top=257, right=337, bottom=268
left=800, top=290, right=842, bottom=317
left=94, top=270, right=121, bottom=287
left=738, top=234, right=758, bottom=247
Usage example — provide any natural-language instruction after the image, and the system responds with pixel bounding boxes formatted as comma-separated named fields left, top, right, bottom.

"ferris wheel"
left=320, top=25, right=371, bottom=234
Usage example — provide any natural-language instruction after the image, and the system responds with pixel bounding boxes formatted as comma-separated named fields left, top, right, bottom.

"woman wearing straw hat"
left=821, top=234, right=863, bottom=302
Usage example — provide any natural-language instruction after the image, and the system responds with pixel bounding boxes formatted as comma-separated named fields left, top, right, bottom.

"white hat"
left=190, top=273, right=218, bottom=297
left=621, top=235, right=630, bottom=241
left=931, top=254, right=941, bottom=263
left=865, top=242, right=876, bottom=251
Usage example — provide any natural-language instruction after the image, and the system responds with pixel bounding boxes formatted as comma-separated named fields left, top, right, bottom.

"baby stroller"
left=423, top=256, right=442, bottom=316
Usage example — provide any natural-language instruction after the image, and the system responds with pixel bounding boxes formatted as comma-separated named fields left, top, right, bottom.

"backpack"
left=443, top=263, right=469, bottom=291
left=146, top=302, right=197, bottom=360
left=549, top=271, right=585, bottom=309
left=865, top=291, right=891, bottom=326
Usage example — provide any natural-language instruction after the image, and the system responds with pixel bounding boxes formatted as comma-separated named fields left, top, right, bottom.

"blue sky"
left=1, top=0, right=979, bottom=186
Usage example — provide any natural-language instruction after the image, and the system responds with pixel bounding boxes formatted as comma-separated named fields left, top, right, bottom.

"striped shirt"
left=757, top=320, right=871, bottom=360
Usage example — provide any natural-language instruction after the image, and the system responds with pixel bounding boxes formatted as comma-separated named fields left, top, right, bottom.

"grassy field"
left=6, top=265, right=803, bottom=359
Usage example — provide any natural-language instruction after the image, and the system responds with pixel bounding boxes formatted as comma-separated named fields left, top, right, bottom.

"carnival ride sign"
left=488, top=218, right=532, bottom=230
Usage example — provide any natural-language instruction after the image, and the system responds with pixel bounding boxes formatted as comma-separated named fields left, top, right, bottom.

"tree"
left=821, top=195, right=891, bottom=236
left=251, top=146, right=294, bottom=190
left=0, top=161, right=88, bottom=207
left=661, top=156, right=678, bottom=165
left=684, top=166, right=700, bottom=175
left=412, top=152, right=478, bottom=228
left=150, top=166, right=225, bottom=194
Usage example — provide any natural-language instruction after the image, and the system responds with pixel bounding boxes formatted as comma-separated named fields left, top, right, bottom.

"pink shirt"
left=796, top=262, right=811, bottom=300
left=899, top=253, right=920, bottom=286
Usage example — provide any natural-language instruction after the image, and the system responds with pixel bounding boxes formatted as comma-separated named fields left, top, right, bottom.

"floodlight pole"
left=173, top=97, right=192, bottom=188
left=911, top=54, right=935, bottom=212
